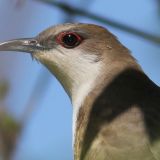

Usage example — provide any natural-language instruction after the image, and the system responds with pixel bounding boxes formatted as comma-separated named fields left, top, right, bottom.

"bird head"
left=0, top=23, right=137, bottom=102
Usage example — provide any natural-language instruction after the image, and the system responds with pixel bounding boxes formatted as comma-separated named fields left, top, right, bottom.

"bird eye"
left=56, top=32, right=82, bottom=48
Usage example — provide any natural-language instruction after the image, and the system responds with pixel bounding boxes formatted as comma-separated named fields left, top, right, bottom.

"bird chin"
left=31, top=51, right=46, bottom=62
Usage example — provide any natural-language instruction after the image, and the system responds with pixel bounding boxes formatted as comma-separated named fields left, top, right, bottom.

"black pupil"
left=62, top=34, right=78, bottom=47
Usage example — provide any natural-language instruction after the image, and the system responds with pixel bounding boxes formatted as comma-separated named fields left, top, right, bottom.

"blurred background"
left=0, top=0, right=159, bottom=159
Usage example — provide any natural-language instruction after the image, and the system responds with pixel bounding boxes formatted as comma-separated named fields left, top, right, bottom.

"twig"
left=35, top=0, right=160, bottom=45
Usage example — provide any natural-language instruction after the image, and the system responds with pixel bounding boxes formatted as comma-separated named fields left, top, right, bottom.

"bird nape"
left=0, top=23, right=160, bottom=160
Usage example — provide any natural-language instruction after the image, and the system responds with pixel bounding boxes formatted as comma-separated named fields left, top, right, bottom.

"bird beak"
left=0, top=38, right=44, bottom=53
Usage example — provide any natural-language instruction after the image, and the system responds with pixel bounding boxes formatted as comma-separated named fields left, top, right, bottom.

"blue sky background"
left=0, top=0, right=160, bottom=159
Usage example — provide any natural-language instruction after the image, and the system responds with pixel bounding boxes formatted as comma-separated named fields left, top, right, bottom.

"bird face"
left=0, top=23, right=135, bottom=102
left=0, top=23, right=109, bottom=99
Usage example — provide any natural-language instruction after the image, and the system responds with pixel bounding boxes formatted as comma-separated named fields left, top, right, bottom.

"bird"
left=0, top=23, right=160, bottom=160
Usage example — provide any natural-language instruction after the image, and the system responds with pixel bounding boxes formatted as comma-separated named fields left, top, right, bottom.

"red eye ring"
left=56, top=32, right=83, bottom=48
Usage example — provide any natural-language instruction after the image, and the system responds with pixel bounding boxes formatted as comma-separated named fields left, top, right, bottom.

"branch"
left=35, top=0, right=160, bottom=45
left=0, top=81, right=21, bottom=160
left=0, top=112, right=21, bottom=160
